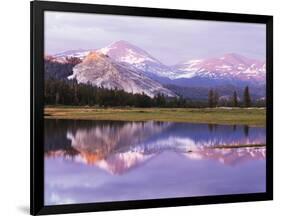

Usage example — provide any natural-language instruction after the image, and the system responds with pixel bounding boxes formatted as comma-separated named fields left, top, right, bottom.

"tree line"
left=45, top=78, right=265, bottom=108
left=45, top=78, right=188, bottom=108
left=208, top=86, right=256, bottom=107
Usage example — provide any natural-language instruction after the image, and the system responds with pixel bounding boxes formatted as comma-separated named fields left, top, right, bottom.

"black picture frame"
left=30, top=1, right=273, bottom=215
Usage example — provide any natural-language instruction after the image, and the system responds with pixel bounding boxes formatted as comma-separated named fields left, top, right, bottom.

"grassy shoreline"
left=44, top=106, right=266, bottom=127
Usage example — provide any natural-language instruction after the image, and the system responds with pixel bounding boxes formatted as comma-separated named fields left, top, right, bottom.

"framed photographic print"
left=30, top=1, right=273, bottom=215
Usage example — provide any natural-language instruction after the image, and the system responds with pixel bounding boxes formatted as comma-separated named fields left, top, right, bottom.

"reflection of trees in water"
left=44, top=120, right=266, bottom=174
left=44, top=119, right=170, bottom=160
left=44, top=119, right=72, bottom=151
left=45, top=120, right=264, bottom=154
left=45, top=119, right=265, bottom=160
left=44, top=119, right=134, bottom=160
left=44, top=119, right=129, bottom=151
left=208, top=124, right=218, bottom=132
left=208, top=124, right=213, bottom=132
left=244, top=125, right=249, bottom=137
left=208, top=123, right=250, bottom=139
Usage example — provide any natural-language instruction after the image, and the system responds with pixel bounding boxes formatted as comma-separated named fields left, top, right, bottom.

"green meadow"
left=44, top=106, right=265, bottom=127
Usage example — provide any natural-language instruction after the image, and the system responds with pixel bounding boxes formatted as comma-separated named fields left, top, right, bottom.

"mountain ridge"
left=45, top=40, right=266, bottom=99
left=48, top=40, right=266, bottom=84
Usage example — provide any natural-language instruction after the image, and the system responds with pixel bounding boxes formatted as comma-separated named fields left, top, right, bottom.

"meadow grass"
left=44, top=106, right=265, bottom=126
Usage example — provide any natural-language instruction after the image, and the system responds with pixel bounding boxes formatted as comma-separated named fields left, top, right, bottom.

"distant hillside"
left=165, top=84, right=265, bottom=101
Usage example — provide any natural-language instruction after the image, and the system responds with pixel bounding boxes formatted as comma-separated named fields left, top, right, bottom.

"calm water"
left=44, top=119, right=266, bottom=205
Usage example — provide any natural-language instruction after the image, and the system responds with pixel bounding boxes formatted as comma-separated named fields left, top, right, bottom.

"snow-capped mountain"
left=173, top=53, right=265, bottom=83
left=50, top=41, right=266, bottom=86
left=69, top=52, right=176, bottom=98
left=47, top=41, right=266, bottom=99
left=95, top=41, right=265, bottom=85
left=97, top=40, right=177, bottom=78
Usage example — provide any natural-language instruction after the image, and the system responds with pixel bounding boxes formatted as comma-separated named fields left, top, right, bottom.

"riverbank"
left=44, top=106, right=266, bottom=126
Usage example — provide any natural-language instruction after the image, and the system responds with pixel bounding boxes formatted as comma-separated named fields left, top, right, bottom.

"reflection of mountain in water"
left=66, top=121, right=169, bottom=158
left=183, top=148, right=265, bottom=166
left=45, top=119, right=266, bottom=174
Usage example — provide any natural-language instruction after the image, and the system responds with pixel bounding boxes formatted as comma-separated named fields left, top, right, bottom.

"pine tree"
left=243, top=86, right=251, bottom=107
left=55, top=92, right=60, bottom=105
left=208, top=89, right=214, bottom=108
left=214, top=90, right=219, bottom=107
left=233, top=91, right=238, bottom=107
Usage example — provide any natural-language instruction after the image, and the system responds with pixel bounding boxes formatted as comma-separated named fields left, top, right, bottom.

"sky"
left=45, top=11, right=266, bottom=65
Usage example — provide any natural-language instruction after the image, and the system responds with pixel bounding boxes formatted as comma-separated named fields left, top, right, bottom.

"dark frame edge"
left=31, top=1, right=45, bottom=215
left=30, top=1, right=34, bottom=215
left=266, top=15, right=273, bottom=201
left=37, top=193, right=272, bottom=215
left=32, top=0, right=272, bottom=22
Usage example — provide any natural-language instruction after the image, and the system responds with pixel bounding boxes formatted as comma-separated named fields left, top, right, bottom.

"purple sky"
left=45, top=11, right=266, bottom=65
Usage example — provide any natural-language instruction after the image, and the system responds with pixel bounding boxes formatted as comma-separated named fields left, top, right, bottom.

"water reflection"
left=244, top=125, right=249, bottom=137
left=44, top=119, right=266, bottom=205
